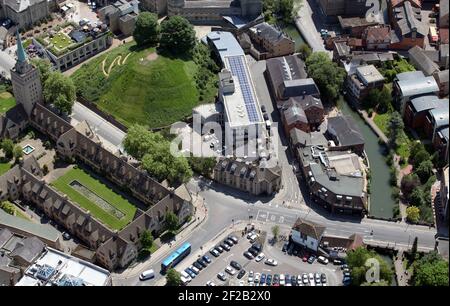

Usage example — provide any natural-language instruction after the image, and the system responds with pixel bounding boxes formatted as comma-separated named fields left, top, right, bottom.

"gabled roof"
left=327, top=116, right=365, bottom=147
left=408, top=46, right=440, bottom=76
left=252, top=23, right=292, bottom=45
left=292, top=218, right=326, bottom=240
left=410, top=95, right=448, bottom=113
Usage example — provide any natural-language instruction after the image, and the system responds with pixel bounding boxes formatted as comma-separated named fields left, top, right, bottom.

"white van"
left=139, top=269, right=155, bottom=281
left=180, top=270, right=192, bottom=282
left=180, top=276, right=189, bottom=286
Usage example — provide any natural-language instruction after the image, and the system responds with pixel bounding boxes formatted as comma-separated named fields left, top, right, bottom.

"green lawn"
left=71, top=42, right=215, bottom=128
left=51, top=167, right=137, bottom=230
left=374, top=112, right=412, bottom=161
left=0, top=162, right=12, bottom=176
left=0, top=91, right=15, bottom=114
left=373, top=112, right=390, bottom=135
left=50, top=33, right=73, bottom=50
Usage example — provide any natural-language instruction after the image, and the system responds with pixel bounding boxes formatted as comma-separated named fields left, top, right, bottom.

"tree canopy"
left=140, top=230, right=154, bottom=250
left=160, top=16, right=196, bottom=54
left=188, top=156, right=216, bottom=177
left=31, top=58, right=52, bottom=84
left=387, top=111, right=404, bottom=149
left=305, top=52, right=346, bottom=102
left=123, top=124, right=193, bottom=184
left=1, top=139, right=14, bottom=160
left=263, top=0, right=295, bottom=24
left=165, top=211, right=179, bottom=232
left=133, top=12, right=160, bottom=47
left=43, top=72, right=76, bottom=114
left=346, top=247, right=393, bottom=286
left=0, top=201, right=16, bottom=215
left=413, top=252, right=449, bottom=286
left=406, top=206, right=420, bottom=223
left=166, top=268, right=182, bottom=286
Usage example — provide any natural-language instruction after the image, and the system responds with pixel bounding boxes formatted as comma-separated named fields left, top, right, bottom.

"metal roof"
left=410, top=95, right=448, bottom=113
left=396, top=71, right=439, bottom=98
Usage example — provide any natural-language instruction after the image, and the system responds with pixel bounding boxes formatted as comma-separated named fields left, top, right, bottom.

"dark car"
left=228, top=235, right=239, bottom=244
left=221, top=243, right=231, bottom=251
left=210, top=248, right=220, bottom=257
left=193, top=261, right=203, bottom=270
left=285, top=274, right=291, bottom=285
left=62, top=232, right=71, bottom=240
left=243, top=251, right=254, bottom=259
left=248, top=247, right=259, bottom=256
left=273, top=274, right=280, bottom=285
left=290, top=275, right=297, bottom=286
left=252, top=243, right=263, bottom=252
left=292, top=249, right=298, bottom=256
left=260, top=273, right=266, bottom=284
left=224, top=239, right=234, bottom=246
left=185, top=268, right=196, bottom=279
left=261, top=105, right=266, bottom=113
left=321, top=273, right=327, bottom=284
left=263, top=113, right=269, bottom=121
left=230, top=260, right=242, bottom=271
left=197, top=258, right=207, bottom=268
left=202, top=255, right=212, bottom=264
left=343, top=277, right=351, bottom=286
left=237, top=269, right=246, bottom=279
left=215, top=246, right=224, bottom=253
left=266, top=274, right=272, bottom=286
left=307, top=255, right=316, bottom=264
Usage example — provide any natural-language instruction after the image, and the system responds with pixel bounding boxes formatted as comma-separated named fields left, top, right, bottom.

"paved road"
left=70, top=102, right=126, bottom=152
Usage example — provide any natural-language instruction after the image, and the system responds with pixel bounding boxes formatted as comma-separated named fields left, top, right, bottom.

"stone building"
left=0, top=33, right=194, bottom=271
left=247, top=23, right=295, bottom=60
left=97, top=0, right=139, bottom=37
left=0, top=0, right=52, bottom=30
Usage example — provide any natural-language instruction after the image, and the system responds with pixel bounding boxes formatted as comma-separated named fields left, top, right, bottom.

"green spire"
left=16, top=30, right=27, bottom=63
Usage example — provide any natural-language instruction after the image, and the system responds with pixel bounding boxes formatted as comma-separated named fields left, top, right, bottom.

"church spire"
left=16, top=30, right=28, bottom=64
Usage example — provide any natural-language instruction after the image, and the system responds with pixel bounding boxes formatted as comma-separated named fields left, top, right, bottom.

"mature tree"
left=271, top=225, right=280, bottom=240
left=401, top=173, right=421, bottom=199
left=166, top=268, right=182, bottom=286
left=140, top=230, right=154, bottom=250
left=278, top=0, right=295, bottom=23
left=297, top=43, right=312, bottom=60
left=416, top=160, right=434, bottom=184
left=346, top=247, right=393, bottom=286
left=411, top=237, right=418, bottom=258
left=409, top=188, right=425, bottom=207
left=263, top=0, right=295, bottom=24
left=306, top=52, right=346, bottom=102
left=413, top=251, right=449, bottom=286
left=377, top=86, right=393, bottom=114
left=31, top=58, right=52, bottom=84
left=13, top=145, right=23, bottom=161
left=387, top=112, right=404, bottom=148
left=188, top=157, right=216, bottom=177
left=1, top=139, right=14, bottom=160
left=160, top=16, right=196, bottom=54
left=44, top=72, right=76, bottom=114
left=406, top=206, right=420, bottom=223
left=165, top=211, right=179, bottom=232
left=133, top=12, right=160, bottom=47
left=362, top=88, right=380, bottom=110
left=0, top=201, right=16, bottom=215
left=124, top=124, right=193, bottom=184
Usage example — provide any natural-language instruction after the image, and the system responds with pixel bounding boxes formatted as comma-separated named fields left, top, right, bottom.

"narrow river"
left=337, top=98, right=395, bottom=219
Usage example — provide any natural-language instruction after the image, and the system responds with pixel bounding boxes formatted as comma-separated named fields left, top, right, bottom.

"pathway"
left=394, top=250, right=411, bottom=286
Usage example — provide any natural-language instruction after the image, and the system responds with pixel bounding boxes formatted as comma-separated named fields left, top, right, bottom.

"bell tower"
left=10, top=30, right=43, bottom=117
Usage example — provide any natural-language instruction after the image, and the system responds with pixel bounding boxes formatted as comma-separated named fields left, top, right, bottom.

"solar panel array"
left=227, top=55, right=260, bottom=123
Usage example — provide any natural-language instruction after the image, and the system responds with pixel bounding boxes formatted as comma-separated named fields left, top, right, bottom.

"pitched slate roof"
left=410, top=95, right=448, bottom=113
left=292, top=218, right=326, bottom=240
left=253, top=23, right=291, bottom=44
left=408, top=46, right=440, bottom=76
left=327, top=116, right=365, bottom=147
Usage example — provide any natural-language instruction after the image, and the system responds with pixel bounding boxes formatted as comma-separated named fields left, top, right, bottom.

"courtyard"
left=51, top=166, right=138, bottom=230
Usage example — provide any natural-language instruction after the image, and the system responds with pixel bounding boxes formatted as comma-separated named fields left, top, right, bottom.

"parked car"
left=265, top=258, right=278, bottom=266
left=261, top=105, right=266, bottom=113
left=344, top=272, right=351, bottom=278
left=343, top=276, right=351, bottom=286
left=272, top=274, right=279, bottom=286
left=202, top=255, right=212, bottom=264
left=180, top=270, right=192, bottom=282
left=260, top=273, right=266, bottom=284
left=197, top=258, right=207, bottom=268
left=279, top=274, right=285, bottom=286
left=248, top=271, right=254, bottom=283
left=210, top=248, right=220, bottom=257
left=230, top=260, right=242, bottom=270
left=254, top=272, right=261, bottom=283
left=333, top=259, right=343, bottom=265
left=215, top=246, right=224, bottom=253
left=229, top=235, right=239, bottom=244
left=266, top=274, right=272, bottom=286
left=193, top=261, right=203, bottom=270
left=252, top=243, right=263, bottom=252
left=185, top=268, right=196, bottom=279
left=341, top=264, right=349, bottom=270
left=249, top=234, right=259, bottom=243
left=206, top=280, right=216, bottom=286
left=318, top=256, right=329, bottom=265
left=237, top=269, right=246, bottom=279
left=224, top=239, right=234, bottom=247
left=225, top=266, right=236, bottom=275
left=244, top=251, right=255, bottom=259
left=248, top=247, right=259, bottom=257
left=246, top=231, right=256, bottom=239
left=263, top=113, right=269, bottom=121
left=308, top=273, right=314, bottom=283
left=291, top=275, right=298, bottom=286
left=62, top=232, right=71, bottom=240
left=255, top=253, right=265, bottom=262
left=321, top=273, right=327, bottom=284
left=139, top=269, right=155, bottom=281
left=217, top=272, right=227, bottom=281
left=302, top=273, right=309, bottom=284
left=222, top=243, right=231, bottom=251
left=307, top=255, right=316, bottom=264
left=315, top=273, right=321, bottom=284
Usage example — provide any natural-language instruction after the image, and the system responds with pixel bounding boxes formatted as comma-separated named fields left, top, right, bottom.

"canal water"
left=280, top=24, right=306, bottom=50
left=337, top=98, right=395, bottom=219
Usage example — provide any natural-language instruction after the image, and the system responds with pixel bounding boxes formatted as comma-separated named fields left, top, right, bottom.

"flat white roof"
left=222, top=55, right=264, bottom=128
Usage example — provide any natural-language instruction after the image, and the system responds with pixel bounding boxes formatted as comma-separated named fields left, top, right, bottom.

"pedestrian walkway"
left=394, top=251, right=411, bottom=286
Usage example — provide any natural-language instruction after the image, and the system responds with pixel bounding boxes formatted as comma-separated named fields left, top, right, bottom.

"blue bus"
left=161, top=242, right=191, bottom=273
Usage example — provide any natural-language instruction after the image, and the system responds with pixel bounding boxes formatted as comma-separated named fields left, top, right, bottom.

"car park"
left=139, top=269, right=155, bottom=281
left=255, top=253, right=265, bottom=262
left=202, top=255, right=212, bottom=263
left=318, top=256, right=329, bottom=265
left=230, top=260, right=242, bottom=270
left=237, top=269, right=246, bottom=279
left=307, top=255, right=316, bottom=264
left=244, top=251, right=255, bottom=259
left=265, top=258, right=278, bottom=266
left=193, top=261, right=203, bottom=270
left=210, top=248, right=220, bottom=257
left=225, top=266, right=236, bottom=275
left=217, top=272, right=227, bottom=281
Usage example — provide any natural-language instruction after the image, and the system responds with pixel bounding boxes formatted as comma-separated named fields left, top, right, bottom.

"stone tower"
left=10, top=30, right=43, bottom=117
